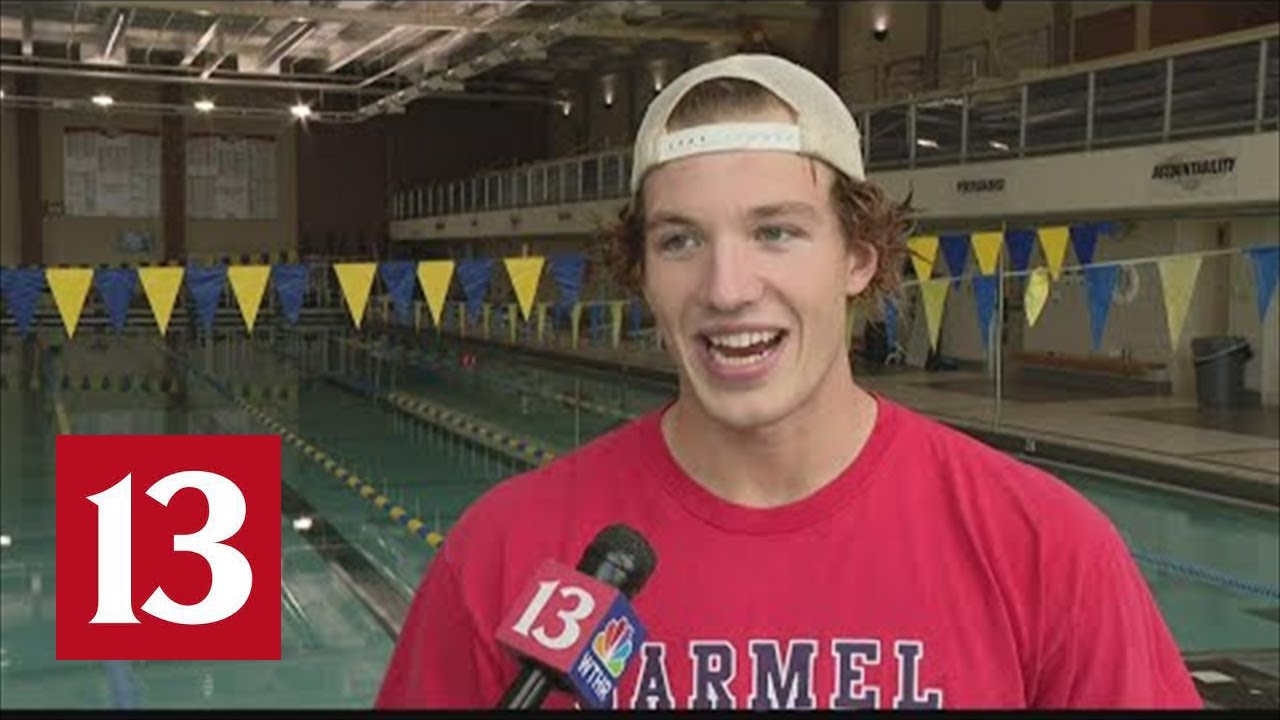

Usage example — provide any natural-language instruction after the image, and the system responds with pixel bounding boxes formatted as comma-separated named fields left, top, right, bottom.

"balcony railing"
left=390, top=25, right=1279, bottom=222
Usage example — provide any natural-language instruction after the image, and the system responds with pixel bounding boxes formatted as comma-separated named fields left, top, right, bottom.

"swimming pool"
left=1, top=328, right=1276, bottom=708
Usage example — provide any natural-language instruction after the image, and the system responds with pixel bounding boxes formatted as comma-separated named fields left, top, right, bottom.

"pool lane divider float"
left=384, top=390, right=558, bottom=467
left=321, top=368, right=558, bottom=469
left=1130, top=549, right=1280, bottom=602
left=0, top=370, right=292, bottom=400
left=154, top=343, right=445, bottom=550
left=227, top=393, right=444, bottom=549
left=343, top=336, right=634, bottom=422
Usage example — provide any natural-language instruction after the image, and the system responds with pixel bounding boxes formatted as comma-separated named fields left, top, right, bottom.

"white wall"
left=1228, top=215, right=1280, bottom=404
left=184, top=112, right=298, bottom=261
left=924, top=214, right=1279, bottom=405
left=4, top=76, right=298, bottom=267
left=872, top=132, right=1279, bottom=222
left=37, top=78, right=168, bottom=266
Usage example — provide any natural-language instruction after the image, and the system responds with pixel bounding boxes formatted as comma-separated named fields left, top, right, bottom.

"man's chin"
left=688, top=389, right=793, bottom=434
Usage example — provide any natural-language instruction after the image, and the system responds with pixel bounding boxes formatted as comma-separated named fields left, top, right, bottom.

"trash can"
left=1191, top=336, right=1252, bottom=409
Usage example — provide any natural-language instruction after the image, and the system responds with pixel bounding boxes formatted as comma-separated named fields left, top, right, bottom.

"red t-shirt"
left=376, top=395, right=1201, bottom=709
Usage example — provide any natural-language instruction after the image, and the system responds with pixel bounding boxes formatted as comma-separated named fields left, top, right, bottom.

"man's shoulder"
left=886, top=399, right=1118, bottom=548
left=439, top=410, right=664, bottom=562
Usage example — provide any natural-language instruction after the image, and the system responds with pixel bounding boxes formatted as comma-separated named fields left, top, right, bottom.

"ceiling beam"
left=0, top=16, right=300, bottom=61
left=255, top=20, right=317, bottom=72
left=357, top=1, right=533, bottom=89
left=0, top=60, right=384, bottom=93
left=201, top=16, right=265, bottom=79
left=21, top=10, right=33, bottom=57
left=99, top=9, right=131, bottom=61
left=78, top=1, right=740, bottom=43
left=180, top=18, right=219, bottom=66
left=325, top=26, right=402, bottom=72
left=653, top=1, right=821, bottom=21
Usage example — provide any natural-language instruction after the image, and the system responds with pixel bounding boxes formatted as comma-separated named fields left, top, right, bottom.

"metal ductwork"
left=255, top=20, right=317, bottom=72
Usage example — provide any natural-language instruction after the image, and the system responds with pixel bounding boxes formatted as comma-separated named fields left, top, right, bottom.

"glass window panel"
left=1171, top=43, right=1258, bottom=137
left=866, top=106, right=910, bottom=169
left=1025, top=74, right=1088, bottom=152
left=912, top=96, right=963, bottom=166
left=602, top=155, right=620, bottom=197
left=485, top=176, right=498, bottom=210
left=531, top=167, right=545, bottom=204
left=514, top=170, right=528, bottom=207
left=581, top=158, right=599, bottom=200
left=1093, top=60, right=1165, bottom=146
left=503, top=173, right=516, bottom=209
left=547, top=166, right=562, bottom=203
left=966, top=89, right=1020, bottom=160
left=1266, top=38, right=1279, bottom=126
left=564, top=162, right=580, bottom=202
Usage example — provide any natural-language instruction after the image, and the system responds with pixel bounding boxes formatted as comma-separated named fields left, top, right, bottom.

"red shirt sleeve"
left=1030, top=522, right=1203, bottom=709
left=374, top=553, right=506, bottom=709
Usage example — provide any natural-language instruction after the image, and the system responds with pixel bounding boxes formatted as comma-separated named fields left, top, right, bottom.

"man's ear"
left=846, top=242, right=878, bottom=297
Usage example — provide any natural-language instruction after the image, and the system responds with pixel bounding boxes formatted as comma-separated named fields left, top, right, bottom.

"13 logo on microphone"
left=56, top=435, right=281, bottom=660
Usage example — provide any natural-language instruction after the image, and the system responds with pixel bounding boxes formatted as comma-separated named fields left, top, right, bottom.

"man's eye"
left=756, top=225, right=799, bottom=243
left=657, top=233, right=698, bottom=255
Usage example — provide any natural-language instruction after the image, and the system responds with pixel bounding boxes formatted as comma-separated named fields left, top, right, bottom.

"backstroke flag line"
left=417, top=260, right=455, bottom=330
left=334, top=263, right=377, bottom=330
left=228, top=265, right=271, bottom=335
left=1157, top=255, right=1201, bottom=350
left=138, top=267, right=184, bottom=337
left=46, top=268, right=94, bottom=339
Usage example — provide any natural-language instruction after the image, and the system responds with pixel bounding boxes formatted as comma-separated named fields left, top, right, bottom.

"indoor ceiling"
left=0, top=0, right=821, bottom=122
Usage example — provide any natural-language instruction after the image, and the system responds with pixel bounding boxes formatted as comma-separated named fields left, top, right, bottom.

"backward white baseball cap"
left=630, top=53, right=865, bottom=195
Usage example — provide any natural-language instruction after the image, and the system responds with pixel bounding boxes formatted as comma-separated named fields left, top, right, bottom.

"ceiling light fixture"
left=290, top=102, right=312, bottom=119
left=92, top=93, right=114, bottom=107
left=872, top=15, right=890, bottom=42
left=194, top=99, right=215, bottom=113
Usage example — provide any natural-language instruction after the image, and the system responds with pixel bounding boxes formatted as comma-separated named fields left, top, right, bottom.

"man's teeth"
left=711, top=347, right=772, bottom=366
left=707, top=331, right=780, bottom=348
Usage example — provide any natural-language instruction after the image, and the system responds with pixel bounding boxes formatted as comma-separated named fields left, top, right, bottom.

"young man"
left=376, top=54, right=1201, bottom=710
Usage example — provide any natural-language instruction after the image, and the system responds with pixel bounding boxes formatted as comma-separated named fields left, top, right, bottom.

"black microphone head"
left=576, top=524, right=657, bottom=599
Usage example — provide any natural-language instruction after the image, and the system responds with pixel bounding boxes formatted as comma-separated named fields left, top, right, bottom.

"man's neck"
left=660, top=360, right=877, bottom=509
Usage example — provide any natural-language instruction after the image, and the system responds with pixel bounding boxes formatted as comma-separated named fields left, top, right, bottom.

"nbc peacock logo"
left=590, top=617, right=635, bottom=678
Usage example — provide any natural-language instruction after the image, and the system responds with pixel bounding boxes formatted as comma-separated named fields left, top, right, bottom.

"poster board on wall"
left=186, top=133, right=278, bottom=220
left=62, top=128, right=161, bottom=217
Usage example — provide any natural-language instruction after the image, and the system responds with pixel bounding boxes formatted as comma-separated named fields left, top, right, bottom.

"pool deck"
left=445, top=332, right=1279, bottom=509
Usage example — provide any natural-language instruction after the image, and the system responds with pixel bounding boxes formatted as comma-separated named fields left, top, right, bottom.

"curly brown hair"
left=605, top=78, right=913, bottom=314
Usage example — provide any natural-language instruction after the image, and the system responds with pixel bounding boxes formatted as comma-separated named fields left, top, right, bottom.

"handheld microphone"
left=495, top=524, right=657, bottom=710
